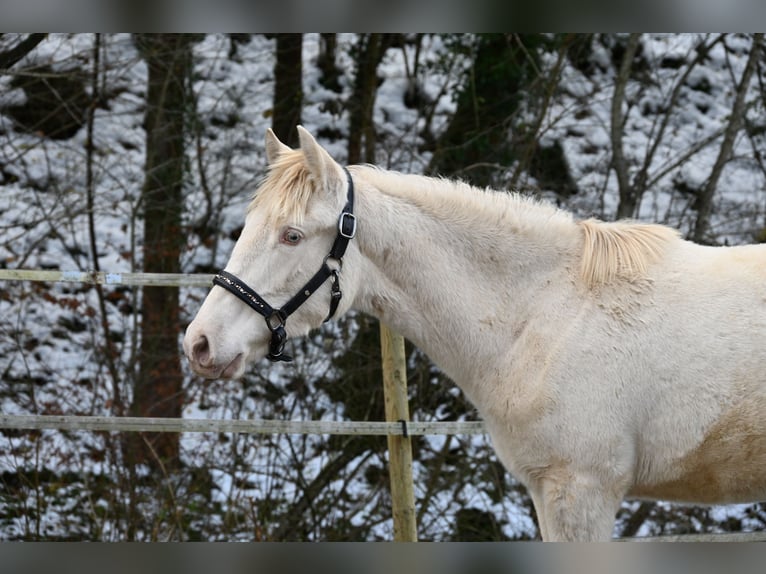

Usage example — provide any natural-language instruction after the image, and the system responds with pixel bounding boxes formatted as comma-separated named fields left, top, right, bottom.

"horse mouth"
left=219, top=353, right=244, bottom=379
left=191, top=353, right=244, bottom=380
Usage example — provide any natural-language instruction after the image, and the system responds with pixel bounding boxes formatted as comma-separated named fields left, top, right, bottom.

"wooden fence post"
left=379, top=322, right=418, bottom=542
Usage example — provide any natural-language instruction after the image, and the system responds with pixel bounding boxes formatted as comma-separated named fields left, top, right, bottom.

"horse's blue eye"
left=282, top=228, right=303, bottom=245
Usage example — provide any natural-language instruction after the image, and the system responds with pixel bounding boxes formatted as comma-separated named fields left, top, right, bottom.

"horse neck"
left=349, top=169, right=581, bottom=382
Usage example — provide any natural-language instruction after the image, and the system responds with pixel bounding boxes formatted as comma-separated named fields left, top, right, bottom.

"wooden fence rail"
left=0, top=268, right=213, bottom=287
left=0, top=414, right=486, bottom=436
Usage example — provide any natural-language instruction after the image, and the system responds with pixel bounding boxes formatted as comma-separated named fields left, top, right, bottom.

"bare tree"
left=317, top=33, right=341, bottom=92
left=272, top=34, right=303, bottom=147
left=609, top=34, right=734, bottom=221
left=610, top=33, right=643, bottom=219
left=693, top=33, right=762, bottom=243
left=129, top=34, right=193, bottom=469
left=348, top=34, right=394, bottom=164
left=0, top=33, right=47, bottom=70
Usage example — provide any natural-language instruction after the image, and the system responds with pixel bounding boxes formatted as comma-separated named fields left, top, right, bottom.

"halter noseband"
left=212, top=167, right=357, bottom=362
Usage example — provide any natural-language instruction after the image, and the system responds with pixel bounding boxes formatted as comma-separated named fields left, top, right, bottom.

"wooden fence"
left=2, top=268, right=765, bottom=542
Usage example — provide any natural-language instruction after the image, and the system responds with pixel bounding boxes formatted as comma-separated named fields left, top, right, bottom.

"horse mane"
left=357, top=165, right=572, bottom=233
left=354, top=167, right=681, bottom=288
left=578, top=219, right=679, bottom=288
left=249, top=150, right=313, bottom=223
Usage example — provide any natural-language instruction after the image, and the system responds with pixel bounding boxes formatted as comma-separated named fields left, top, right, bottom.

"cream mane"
left=356, top=166, right=573, bottom=238
left=578, top=219, right=679, bottom=288
left=360, top=167, right=679, bottom=288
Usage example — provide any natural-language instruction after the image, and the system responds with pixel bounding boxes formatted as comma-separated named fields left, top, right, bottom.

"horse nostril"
left=192, top=335, right=211, bottom=366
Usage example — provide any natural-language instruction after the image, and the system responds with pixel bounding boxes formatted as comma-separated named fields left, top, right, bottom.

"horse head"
left=184, top=126, right=357, bottom=378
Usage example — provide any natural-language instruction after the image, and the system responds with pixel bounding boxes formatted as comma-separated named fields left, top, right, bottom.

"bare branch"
left=0, top=33, right=46, bottom=71
left=633, top=34, right=726, bottom=196
left=693, top=33, right=763, bottom=244
left=610, top=33, right=641, bottom=219
left=509, top=34, right=574, bottom=188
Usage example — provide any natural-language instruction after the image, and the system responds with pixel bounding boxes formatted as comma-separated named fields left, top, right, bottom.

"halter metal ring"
left=266, top=311, right=286, bottom=332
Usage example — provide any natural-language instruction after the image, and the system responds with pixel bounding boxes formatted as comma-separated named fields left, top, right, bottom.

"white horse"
left=184, top=126, right=766, bottom=541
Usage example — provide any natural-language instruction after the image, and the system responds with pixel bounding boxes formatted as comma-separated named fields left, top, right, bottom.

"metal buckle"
left=266, top=311, right=286, bottom=332
left=338, top=212, right=357, bottom=239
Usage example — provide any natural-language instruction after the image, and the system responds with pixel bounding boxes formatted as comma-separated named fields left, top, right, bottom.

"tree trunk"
left=348, top=34, right=391, bottom=165
left=272, top=34, right=303, bottom=147
left=318, top=33, right=341, bottom=92
left=129, top=34, right=192, bottom=470
left=610, top=33, right=642, bottom=220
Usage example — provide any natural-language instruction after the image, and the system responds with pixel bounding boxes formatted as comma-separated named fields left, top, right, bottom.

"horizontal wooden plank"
left=0, top=269, right=214, bottom=287
left=622, top=531, right=766, bottom=542
left=0, top=414, right=487, bottom=436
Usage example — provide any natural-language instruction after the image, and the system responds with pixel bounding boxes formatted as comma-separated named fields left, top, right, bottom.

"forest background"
left=1, top=33, right=765, bottom=541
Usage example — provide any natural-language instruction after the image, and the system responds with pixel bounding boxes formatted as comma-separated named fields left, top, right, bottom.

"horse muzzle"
left=183, top=330, right=246, bottom=379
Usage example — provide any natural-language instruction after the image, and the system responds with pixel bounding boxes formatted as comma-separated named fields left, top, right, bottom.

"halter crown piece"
left=212, top=167, right=357, bottom=362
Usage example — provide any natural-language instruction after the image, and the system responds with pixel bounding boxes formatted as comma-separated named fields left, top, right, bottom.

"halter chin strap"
left=212, top=167, right=357, bottom=363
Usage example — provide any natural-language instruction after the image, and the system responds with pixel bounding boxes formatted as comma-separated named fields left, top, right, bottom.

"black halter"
left=212, top=167, right=357, bottom=362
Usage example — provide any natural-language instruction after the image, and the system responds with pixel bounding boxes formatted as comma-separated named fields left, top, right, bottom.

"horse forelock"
left=578, top=219, right=679, bottom=288
left=249, top=150, right=314, bottom=224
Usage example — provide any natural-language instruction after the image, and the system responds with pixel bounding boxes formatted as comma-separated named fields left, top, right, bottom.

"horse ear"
left=297, top=125, right=342, bottom=189
left=265, top=128, right=291, bottom=165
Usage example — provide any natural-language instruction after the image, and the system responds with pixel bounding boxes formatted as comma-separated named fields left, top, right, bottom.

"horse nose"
left=189, top=334, right=211, bottom=367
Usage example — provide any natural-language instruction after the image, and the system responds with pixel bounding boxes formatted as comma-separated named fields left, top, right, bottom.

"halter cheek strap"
left=212, top=167, right=356, bottom=363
